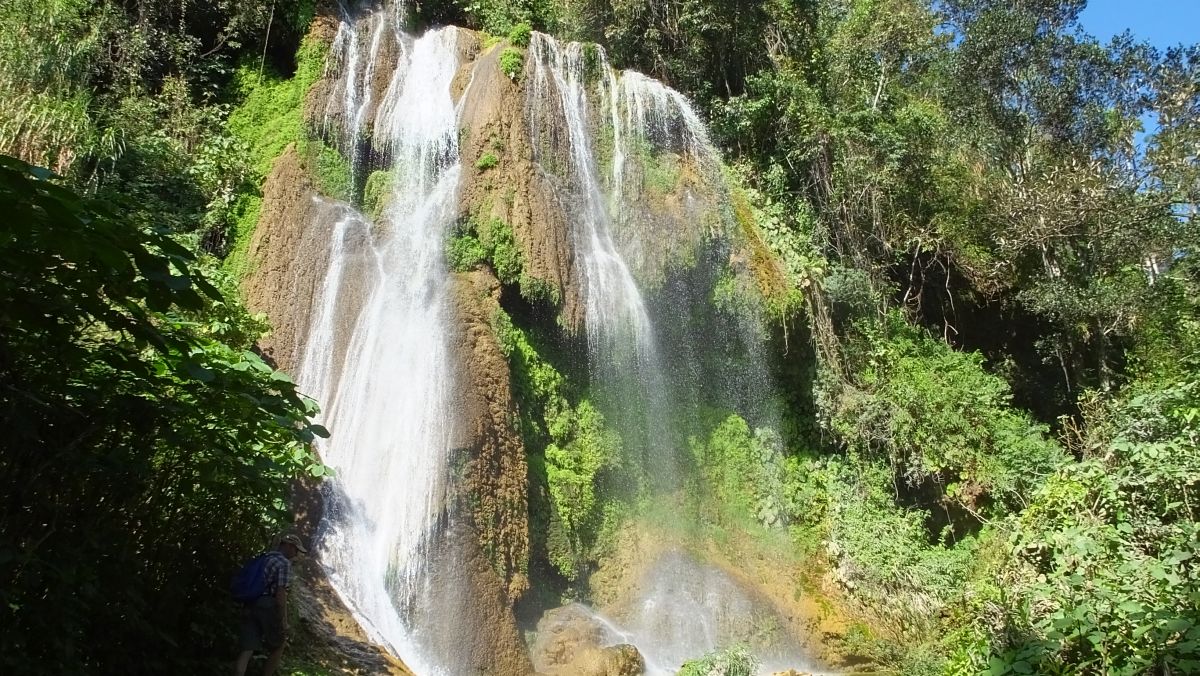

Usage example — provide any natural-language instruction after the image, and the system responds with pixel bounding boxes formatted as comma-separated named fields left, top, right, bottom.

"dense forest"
left=1, top=0, right=1197, bottom=674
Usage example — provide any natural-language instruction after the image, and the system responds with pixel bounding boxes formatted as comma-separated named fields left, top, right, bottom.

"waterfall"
left=299, top=24, right=462, bottom=675
left=288, top=9, right=801, bottom=672
left=523, top=32, right=801, bottom=673
left=526, top=34, right=684, bottom=487
left=526, top=34, right=658, bottom=372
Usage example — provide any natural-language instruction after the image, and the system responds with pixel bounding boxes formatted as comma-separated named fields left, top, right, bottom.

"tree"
left=0, top=155, right=326, bottom=674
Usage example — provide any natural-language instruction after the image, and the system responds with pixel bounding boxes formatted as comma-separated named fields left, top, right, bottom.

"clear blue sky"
left=1079, top=0, right=1200, bottom=48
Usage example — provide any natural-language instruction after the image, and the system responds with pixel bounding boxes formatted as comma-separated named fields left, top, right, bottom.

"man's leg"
left=262, top=643, right=285, bottom=676
left=233, top=650, right=253, bottom=676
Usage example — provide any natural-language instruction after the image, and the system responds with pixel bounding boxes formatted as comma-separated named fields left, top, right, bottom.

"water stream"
left=296, top=8, right=808, bottom=673
left=300, top=21, right=462, bottom=675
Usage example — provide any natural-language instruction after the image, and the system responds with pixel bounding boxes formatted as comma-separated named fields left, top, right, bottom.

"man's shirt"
left=262, top=551, right=291, bottom=597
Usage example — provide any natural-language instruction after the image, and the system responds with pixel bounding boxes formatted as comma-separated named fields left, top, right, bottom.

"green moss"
left=362, top=169, right=393, bottom=219
left=480, top=217, right=520, bottom=284
left=519, top=273, right=561, bottom=305
left=492, top=308, right=620, bottom=581
left=500, top=47, right=524, bottom=81
left=222, top=192, right=263, bottom=279
left=448, top=215, right=530, bottom=287
left=307, top=141, right=352, bottom=201
left=475, top=152, right=499, bottom=171
left=582, top=43, right=604, bottom=84
left=226, top=36, right=328, bottom=180
left=645, top=151, right=682, bottom=195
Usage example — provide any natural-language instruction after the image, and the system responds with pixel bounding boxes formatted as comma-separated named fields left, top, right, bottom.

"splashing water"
left=298, top=12, right=801, bottom=672
left=300, top=25, right=462, bottom=675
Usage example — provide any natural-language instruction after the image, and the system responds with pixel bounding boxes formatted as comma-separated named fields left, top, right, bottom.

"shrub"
left=447, top=231, right=488, bottom=272
left=678, top=644, right=758, bottom=676
left=828, top=313, right=1066, bottom=514
left=500, top=47, right=524, bottom=81
left=475, top=152, right=499, bottom=170
left=508, top=22, right=532, bottom=47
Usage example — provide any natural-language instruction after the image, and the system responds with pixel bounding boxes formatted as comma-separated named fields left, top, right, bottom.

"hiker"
left=233, top=534, right=308, bottom=676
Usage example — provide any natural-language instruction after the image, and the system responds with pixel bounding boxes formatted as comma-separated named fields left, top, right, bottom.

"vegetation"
left=493, top=309, right=622, bottom=581
left=2, top=0, right=1198, bottom=674
left=500, top=46, right=525, bottom=81
left=0, top=2, right=329, bottom=672
left=475, top=152, right=500, bottom=170
left=508, top=21, right=533, bottom=47
left=0, top=156, right=325, bottom=673
left=678, top=644, right=759, bottom=676
left=362, top=168, right=394, bottom=218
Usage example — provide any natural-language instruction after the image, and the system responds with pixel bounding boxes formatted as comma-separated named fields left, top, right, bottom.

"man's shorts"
left=238, top=596, right=284, bottom=651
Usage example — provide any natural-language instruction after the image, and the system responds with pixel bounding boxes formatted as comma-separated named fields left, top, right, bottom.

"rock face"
left=242, top=144, right=330, bottom=371
left=530, top=604, right=645, bottom=676
left=456, top=40, right=581, bottom=328
left=448, top=269, right=531, bottom=605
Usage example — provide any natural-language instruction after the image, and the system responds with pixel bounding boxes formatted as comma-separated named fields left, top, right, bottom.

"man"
left=234, top=534, right=308, bottom=676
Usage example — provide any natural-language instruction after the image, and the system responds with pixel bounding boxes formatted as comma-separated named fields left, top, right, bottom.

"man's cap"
left=279, top=533, right=309, bottom=553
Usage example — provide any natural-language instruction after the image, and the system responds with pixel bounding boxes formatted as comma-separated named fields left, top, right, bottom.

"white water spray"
left=300, top=26, right=462, bottom=675
left=526, top=34, right=659, bottom=370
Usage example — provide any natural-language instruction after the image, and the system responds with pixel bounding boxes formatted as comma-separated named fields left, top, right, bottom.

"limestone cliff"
left=239, top=6, right=799, bottom=673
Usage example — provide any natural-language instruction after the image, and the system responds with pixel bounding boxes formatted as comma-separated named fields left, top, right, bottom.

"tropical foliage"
left=1, top=0, right=1198, bottom=674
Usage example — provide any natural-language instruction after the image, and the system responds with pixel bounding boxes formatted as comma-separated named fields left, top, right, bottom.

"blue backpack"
left=230, top=553, right=270, bottom=604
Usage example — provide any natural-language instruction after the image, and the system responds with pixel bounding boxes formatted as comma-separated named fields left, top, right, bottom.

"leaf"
left=193, top=274, right=222, bottom=300
left=309, top=424, right=330, bottom=439
left=1164, top=619, right=1193, bottom=634
left=184, top=362, right=215, bottom=383
left=1118, top=601, right=1143, bottom=614
left=270, top=370, right=295, bottom=384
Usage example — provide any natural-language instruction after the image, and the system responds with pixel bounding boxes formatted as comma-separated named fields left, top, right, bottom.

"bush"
left=475, top=152, right=499, bottom=170
left=828, top=313, right=1065, bottom=514
left=447, top=216, right=524, bottom=285
left=956, top=373, right=1200, bottom=675
left=500, top=47, right=525, bottom=81
left=508, top=22, right=533, bottom=47
left=689, top=414, right=789, bottom=528
left=0, top=156, right=326, bottom=674
left=678, top=644, right=759, bottom=676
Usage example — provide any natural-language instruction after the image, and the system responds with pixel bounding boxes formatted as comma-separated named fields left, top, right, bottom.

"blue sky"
left=1079, top=0, right=1200, bottom=48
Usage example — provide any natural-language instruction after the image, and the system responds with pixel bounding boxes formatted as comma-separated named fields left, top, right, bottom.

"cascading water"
left=286, top=7, right=811, bottom=672
left=300, top=21, right=463, bottom=675
left=525, top=34, right=684, bottom=488
left=524, top=32, right=805, bottom=673
left=526, top=35, right=659, bottom=373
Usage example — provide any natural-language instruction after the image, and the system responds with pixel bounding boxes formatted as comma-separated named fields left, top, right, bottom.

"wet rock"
left=241, top=144, right=329, bottom=371
left=286, top=555, right=413, bottom=675
left=530, top=604, right=646, bottom=675
left=567, top=644, right=646, bottom=676
left=448, top=269, right=531, bottom=605
left=530, top=603, right=608, bottom=672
